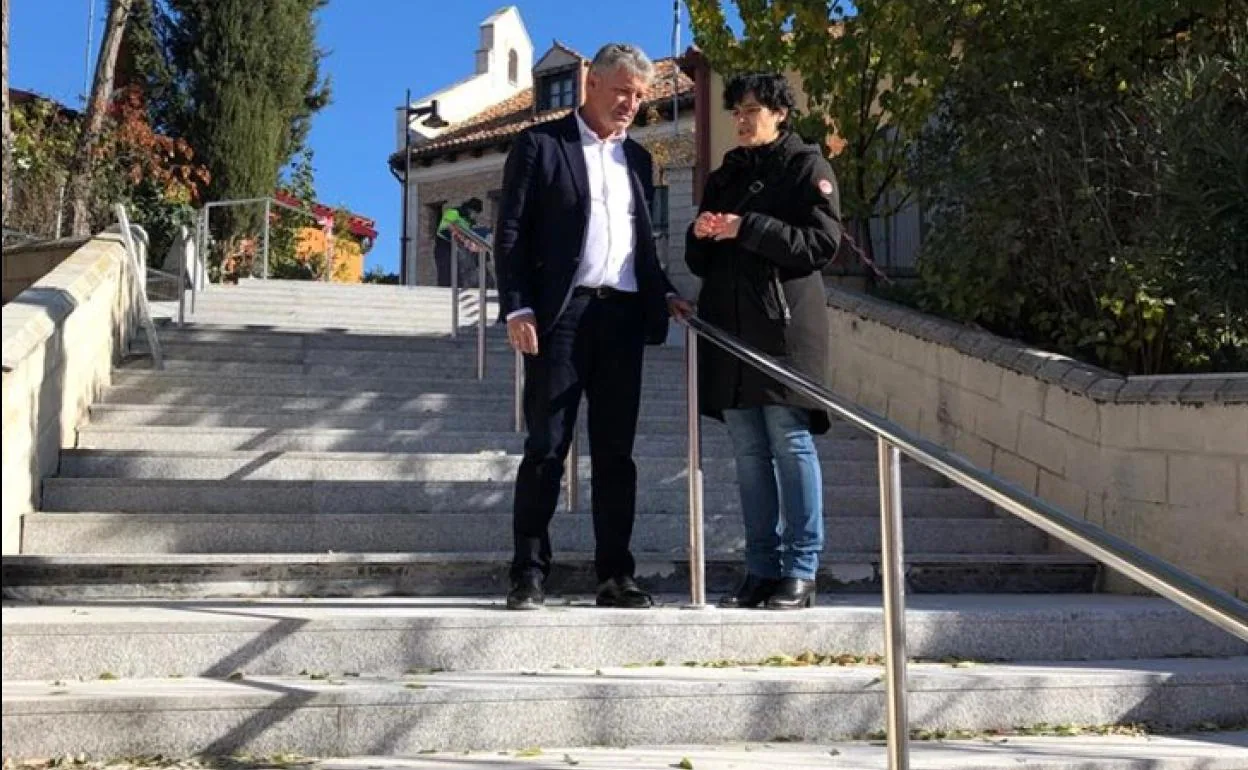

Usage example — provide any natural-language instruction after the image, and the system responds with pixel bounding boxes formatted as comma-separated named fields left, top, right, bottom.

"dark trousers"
left=433, top=238, right=451, bottom=287
left=511, top=290, right=646, bottom=583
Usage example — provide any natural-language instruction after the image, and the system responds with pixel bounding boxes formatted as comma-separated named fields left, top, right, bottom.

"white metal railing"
left=113, top=205, right=163, bottom=370
left=181, top=197, right=335, bottom=326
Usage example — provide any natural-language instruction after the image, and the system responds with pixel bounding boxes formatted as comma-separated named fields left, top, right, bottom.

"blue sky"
left=9, top=0, right=714, bottom=273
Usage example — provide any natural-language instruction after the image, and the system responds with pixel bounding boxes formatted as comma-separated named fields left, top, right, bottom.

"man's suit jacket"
left=494, top=112, right=675, bottom=345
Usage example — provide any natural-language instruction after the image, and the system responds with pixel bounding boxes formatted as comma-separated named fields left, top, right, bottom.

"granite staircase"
left=3, top=280, right=1245, bottom=766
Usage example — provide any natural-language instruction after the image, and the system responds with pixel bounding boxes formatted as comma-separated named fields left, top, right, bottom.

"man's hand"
left=666, top=294, right=694, bottom=322
left=507, top=312, right=539, bottom=356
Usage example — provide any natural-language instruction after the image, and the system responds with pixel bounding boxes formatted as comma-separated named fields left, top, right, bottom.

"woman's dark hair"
left=723, top=73, right=797, bottom=126
left=459, top=197, right=484, bottom=216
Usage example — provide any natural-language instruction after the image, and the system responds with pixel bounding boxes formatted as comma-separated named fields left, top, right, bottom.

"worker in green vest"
left=434, top=198, right=484, bottom=286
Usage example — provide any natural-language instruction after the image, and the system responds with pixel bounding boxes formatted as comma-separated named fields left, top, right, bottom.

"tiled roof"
left=274, top=190, right=378, bottom=242
left=549, top=39, right=586, bottom=61
left=402, top=58, right=694, bottom=162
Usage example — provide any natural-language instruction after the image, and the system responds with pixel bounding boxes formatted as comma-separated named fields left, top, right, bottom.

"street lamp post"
left=399, top=92, right=448, bottom=286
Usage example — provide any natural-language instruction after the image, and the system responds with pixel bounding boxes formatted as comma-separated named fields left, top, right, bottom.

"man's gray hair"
left=590, top=43, right=654, bottom=81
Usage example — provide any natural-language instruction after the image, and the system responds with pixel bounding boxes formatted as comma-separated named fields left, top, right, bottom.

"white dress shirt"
left=507, top=110, right=639, bottom=321
left=570, top=110, right=638, bottom=293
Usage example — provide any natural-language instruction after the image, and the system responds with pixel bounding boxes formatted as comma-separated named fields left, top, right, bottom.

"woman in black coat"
left=687, top=73, right=843, bottom=609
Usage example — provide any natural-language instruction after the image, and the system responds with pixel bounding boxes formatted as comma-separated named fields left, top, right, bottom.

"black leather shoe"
left=506, top=574, right=545, bottom=610
left=596, top=576, right=653, bottom=609
left=766, top=578, right=817, bottom=610
left=718, top=574, right=781, bottom=608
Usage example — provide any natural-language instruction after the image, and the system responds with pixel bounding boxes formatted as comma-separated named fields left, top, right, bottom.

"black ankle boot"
left=718, top=574, right=780, bottom=608
left=766, top=578, right=817, bottom=609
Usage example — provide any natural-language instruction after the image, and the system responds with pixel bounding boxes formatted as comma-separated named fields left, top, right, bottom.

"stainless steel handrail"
left=681, top=313, right=1248, bottom=770
left=113, top=205, right=164, bottom=371
left=444, top=220, right=494, bottom=381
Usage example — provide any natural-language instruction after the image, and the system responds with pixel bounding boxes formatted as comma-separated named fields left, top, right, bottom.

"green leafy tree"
left=685, top=0, right=965, bottom=265
left=142, top=0, right=330, bottom=239
left=912, top=4, right=1246, bottom=373
left=68, top=0, right=135, bottom=236
left=2, top=0, right=12, bottom=222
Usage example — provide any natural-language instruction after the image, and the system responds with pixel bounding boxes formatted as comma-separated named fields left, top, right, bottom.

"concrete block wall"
left=2, top=237, right=91, bottom=304
left=2, top=234, right=138, bottom=553
left=664, top=165, right=698, bottom=299
left=825, top=288, right=1248, bottom=597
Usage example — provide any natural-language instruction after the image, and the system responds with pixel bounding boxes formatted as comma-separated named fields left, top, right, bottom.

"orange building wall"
left=295, top=227, right=364, bottom=283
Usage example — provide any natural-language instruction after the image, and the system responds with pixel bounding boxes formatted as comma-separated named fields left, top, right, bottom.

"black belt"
left=573, top=285, right=637, bottom=300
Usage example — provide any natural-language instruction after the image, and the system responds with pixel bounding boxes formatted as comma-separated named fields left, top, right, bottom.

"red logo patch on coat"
left=817, top=178, right=834, bottom=196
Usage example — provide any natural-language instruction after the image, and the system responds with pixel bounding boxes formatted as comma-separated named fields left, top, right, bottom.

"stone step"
left=40, top=478, right=990, bottom=517
left=11, top=738, right=1242, bottom=770
left=179, top=300, right=498, bottom=315
left=167, top=317, right=493, bottom=336
left=57, top=450, right=946, bottom=486
left=117, top=357, right=694, bottom=383
left=135, top=342, right=687, bottom=368
left=107, top=370, right=692, bottom=399
left=4, top=596, right=1242, bottom=681
left=142, top=331, right=684, bottom=359
left=179, top=301, right=495, bottom=313
left=186, top=289, right=499, bottom=305
left=83, top=404, right=863, bottom=436
left=153, top=325, right=511, bottom=348
left=181, top=300, right=497, bottom=315
left=326, top=736, right=1248, bottom=770
left=21, top=512, right=1038, bottom=556
left=0, top=552, right=1099, bottom=600
left=183, top=289, right=498, bottom=306
left=98, top=390, right=692, bottom=417
left=195, top=281, right=494, bottom=297
left=74, top=426, right=874, bottom=459
left=3, top=659, right=1244, bottom=756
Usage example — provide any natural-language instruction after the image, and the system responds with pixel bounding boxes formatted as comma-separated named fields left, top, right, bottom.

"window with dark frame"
left=508, top=50, right=519, bottom=85
left=537, top=72, right=577, bottom=111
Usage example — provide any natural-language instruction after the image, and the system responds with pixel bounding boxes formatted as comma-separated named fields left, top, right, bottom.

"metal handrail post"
left=878, top=438, right=910, bottom=770
left=450, top=238, right=460, bottom=339
left=477, top=245, right=487, bottom=380
left=191, top=207, right=205, bottom=314
left=114, top=205, right=163, bottom=371
left=514, top=349, right=524, bottom=433
left=201, top=204, right=211, bottom=290
left=177, top=224, right=188, bottom=327
left=261, top=198, right=271, bottom=280
left=565, top=427, right=579, bottom=513
left=685, top=324, right=706, bottom=607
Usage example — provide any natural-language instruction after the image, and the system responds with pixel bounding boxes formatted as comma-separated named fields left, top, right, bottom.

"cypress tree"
left=150, top=0, right=330, bottom=221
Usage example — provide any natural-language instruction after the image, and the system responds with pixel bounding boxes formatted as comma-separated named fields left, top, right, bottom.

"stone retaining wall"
left=825, top=288, right=1248, bottom=597
left=2, top=234, right=140, bottom=553
left=2, top=237, right=91, bottom=304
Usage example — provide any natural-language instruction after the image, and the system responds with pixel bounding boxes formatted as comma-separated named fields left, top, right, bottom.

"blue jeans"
left=722, top=405, right=824, bottom=580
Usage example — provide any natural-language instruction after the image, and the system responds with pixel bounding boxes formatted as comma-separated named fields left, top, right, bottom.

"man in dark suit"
left=495, top=43, right=693, bottom=610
